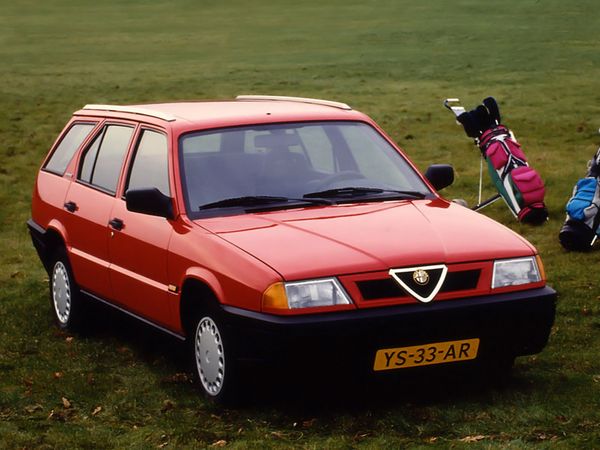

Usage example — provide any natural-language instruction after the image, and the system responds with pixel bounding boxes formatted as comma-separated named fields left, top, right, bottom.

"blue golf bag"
left=559, top=148, right=600, bottom=251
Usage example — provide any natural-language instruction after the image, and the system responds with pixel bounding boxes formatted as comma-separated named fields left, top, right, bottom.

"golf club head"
left=473, top=105, right=494, bottom=132
left=444, top=98, right=466, bottom=117
left=482, top=97, right=501, bottom=125
left=456, top=110, right=481, bottom=138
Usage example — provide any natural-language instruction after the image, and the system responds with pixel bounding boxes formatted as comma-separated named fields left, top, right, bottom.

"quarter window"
left=78, top=125, right=134, bottom=193
left=44, top=123, right=96, bottom=175
left=126, top=130, right=170, bottom=196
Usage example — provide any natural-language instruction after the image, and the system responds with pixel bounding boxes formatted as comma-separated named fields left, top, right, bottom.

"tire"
left=49, top=248, right=87, bottom=331
left=191, top=311, right=239, bottom=404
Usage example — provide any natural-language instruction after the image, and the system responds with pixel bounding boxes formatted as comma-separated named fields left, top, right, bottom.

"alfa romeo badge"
left=412, top=269, right=430, bottom=285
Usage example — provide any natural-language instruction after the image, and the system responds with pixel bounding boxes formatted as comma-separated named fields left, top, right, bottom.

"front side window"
left=126, top=130, right=170, bottom=196
left=179, top=121, right=431, bottom=217
left=78, top=125, right=134, bottom=194
left=44, top=123, right=96, bottom=175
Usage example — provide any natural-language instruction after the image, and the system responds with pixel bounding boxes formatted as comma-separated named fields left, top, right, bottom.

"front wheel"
left=49, top=249, right=87, bottom=331
left=192, top=313, right=239, bottom=404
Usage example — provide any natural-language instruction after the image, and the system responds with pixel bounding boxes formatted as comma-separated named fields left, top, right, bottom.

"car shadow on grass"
left=241, top=360, right=542, bottom=415
left=77, top=299, right=545, bottom=415
left=76, top=300, right=190, bottom=372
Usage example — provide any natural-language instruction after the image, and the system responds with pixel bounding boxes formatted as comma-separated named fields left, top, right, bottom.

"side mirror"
left=424, top=164, right=454, bottom=191
left=126, top=188, right=174, bottom=219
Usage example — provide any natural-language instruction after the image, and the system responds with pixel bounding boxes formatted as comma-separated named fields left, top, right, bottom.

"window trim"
left=83, top=127, right=108, bottom=186
left=122, top=127, right=171, bottom=200
left=75, top=122, right=137, bottom=197
left=177, top=119, right=430, bottom=220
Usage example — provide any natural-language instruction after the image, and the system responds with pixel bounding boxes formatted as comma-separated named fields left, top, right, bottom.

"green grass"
left=2, top=0, right=600, bottom=447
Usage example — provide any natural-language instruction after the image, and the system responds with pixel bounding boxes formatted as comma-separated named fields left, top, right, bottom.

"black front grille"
left=358, top=278, right=406, bottom=300
left=357, top=270, right=481, bottom=301
left=441, top=270, right=481, bottom=293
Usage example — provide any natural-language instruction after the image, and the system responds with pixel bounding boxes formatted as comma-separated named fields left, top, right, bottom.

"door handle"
left=109, top=218, right=124, bottom=231
left=64, top=201, right=77, bottom=213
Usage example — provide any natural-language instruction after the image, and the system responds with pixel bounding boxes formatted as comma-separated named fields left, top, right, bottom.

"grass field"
left=1, top=0, right=600, bottom=448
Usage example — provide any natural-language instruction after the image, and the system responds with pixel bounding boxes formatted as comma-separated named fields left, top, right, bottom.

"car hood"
left=194, top=199, right=536, bottom=280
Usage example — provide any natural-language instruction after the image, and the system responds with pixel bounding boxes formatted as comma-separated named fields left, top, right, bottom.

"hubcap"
left=52, top=261, right=71, bottom=324
left=195, top=317, right=225, bottom=396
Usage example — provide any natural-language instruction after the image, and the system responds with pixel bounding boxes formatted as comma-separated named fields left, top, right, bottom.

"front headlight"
left=492, top=256, right=541, bottom=289
left=263, top=278, right=352, bottom=310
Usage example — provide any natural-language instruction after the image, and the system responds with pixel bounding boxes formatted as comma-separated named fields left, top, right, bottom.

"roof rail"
left=236, top=95, right=352, bottom=111
left=82, top=104, right=177, bottom=122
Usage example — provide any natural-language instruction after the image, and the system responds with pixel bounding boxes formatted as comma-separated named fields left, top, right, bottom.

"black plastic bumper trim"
left=222, top=286, right=556, bottom=327
left=220, top=286, right=556, bottom=364
left=27, top=218, right=50, bottom=268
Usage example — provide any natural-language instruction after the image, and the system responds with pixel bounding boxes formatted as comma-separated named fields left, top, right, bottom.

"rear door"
left=107, top=128, right=176, bottom=328
left=63, top=123, right=135, bottom=299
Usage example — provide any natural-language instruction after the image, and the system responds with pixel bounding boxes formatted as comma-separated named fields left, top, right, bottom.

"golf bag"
left=559, top=147, right=600, bottom=251
left=445, top=97, right=548, bottom=224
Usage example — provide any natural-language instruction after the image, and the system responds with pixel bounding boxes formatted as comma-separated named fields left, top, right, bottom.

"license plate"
left=373, top=338, right=480, bottom=371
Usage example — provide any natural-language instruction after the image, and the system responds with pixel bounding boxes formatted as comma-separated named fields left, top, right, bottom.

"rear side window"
left=44, top=123, right=96, bottom=175
left=126, top=130, right=170, bottom=196
left=78, top=125, right=134, bottom=194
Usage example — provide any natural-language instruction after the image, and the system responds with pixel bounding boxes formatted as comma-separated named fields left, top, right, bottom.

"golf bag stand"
left=444, top=98, right=548, bottom=224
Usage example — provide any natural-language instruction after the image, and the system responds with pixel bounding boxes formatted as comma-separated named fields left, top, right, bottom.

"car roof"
left=74, top=96, right=371, bottom=132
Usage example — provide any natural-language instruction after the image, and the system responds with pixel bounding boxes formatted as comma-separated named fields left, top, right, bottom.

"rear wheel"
left=191, top=311, right=239, bottom=404
left=49, top=248, right=87, bottom=331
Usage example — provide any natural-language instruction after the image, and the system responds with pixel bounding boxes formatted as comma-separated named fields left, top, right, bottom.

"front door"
left=107, top=129, right=176, bottom=329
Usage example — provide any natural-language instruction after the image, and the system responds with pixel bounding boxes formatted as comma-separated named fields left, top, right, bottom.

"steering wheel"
left=311, top=171, right=366, bottom=190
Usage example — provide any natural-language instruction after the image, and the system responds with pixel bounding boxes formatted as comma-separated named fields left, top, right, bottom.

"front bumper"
left=222, top=286, right=556, bottom=372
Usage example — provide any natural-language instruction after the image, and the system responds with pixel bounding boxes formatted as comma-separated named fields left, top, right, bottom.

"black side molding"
left=81, top=289, right=186, bottom=341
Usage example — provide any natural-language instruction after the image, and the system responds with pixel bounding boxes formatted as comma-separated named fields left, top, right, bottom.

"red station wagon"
left=28, top=95, right=556, bottom=403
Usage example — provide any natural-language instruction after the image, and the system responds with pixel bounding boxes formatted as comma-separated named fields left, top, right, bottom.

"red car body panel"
left=166, top=221, right=282, bottom=332
left=198, top=199, right=536, bottom=282
left=31, top=171, right=72, bottom=234
left=62, top=181, right=114, bottom=299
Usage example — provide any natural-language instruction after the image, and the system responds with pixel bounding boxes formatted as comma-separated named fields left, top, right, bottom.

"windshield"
left=179, top=121, right=431, bottom=217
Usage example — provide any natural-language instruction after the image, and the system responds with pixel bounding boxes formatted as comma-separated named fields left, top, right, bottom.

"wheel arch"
left=38, top=221, right=70, bottom=273
left=179, top=274, right=224, bottom=338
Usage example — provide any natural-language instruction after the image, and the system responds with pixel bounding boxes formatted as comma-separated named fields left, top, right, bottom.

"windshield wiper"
left=199, top=195, right=333, bottom=210
left=303, top=187, right=427, bottom=199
